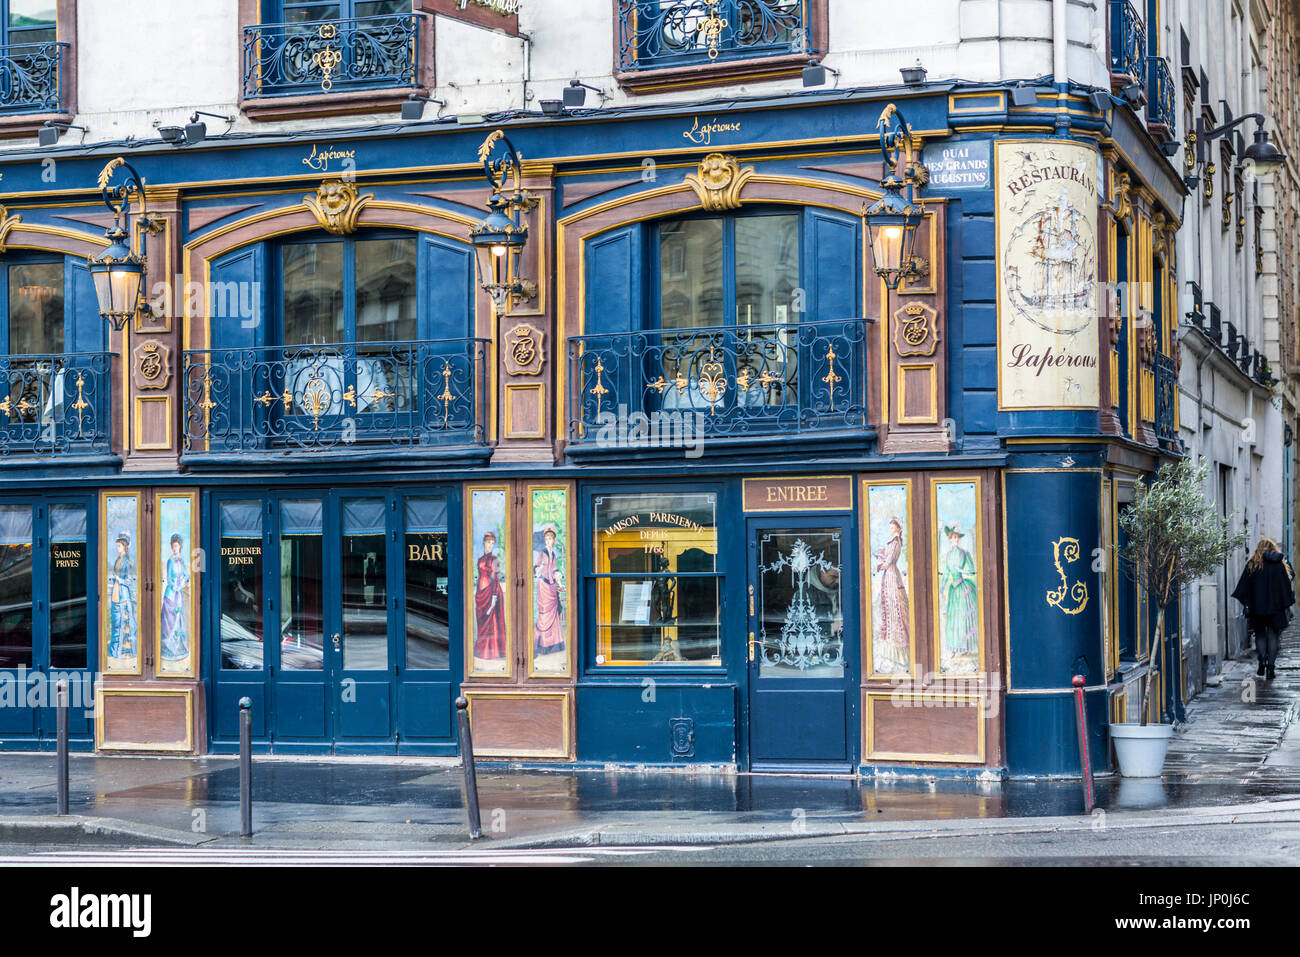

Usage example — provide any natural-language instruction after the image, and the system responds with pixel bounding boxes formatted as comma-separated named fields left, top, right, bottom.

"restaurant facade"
left=0, top=1, right=1205, bottom=777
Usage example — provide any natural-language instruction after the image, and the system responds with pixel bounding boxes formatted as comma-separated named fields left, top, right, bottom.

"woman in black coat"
left=1232, top=538, right=1295, bottom=680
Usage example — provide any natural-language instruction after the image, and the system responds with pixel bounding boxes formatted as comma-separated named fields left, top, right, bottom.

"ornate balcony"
left=0, top=41, right=68, bottom=114
left=242, top=14, right=420, bottom=99
left=567, top=318, right=871, bottom=453
left=1146, top=55, right=1175, bottom=131
left=181, top=339, right=489, bottom=461
left=1153, top=352, right=1179, bottom=449
left=1108, top=0, right=1145, bottom=82
left=0, top=352, right=111, bottom=459
left=618, top=0, right=812, bottom=71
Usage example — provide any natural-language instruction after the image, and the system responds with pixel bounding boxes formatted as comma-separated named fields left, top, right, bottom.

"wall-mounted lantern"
left=1184, top=112, right=1285, bottom=189
left=469, top=130, right=538, bottom=311
left=87, top=158, right=159, bottom=331
left=862, top=104, right=927, bottom=291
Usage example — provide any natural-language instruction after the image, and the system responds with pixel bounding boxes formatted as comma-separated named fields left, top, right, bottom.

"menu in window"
left=620, top=580, right=652, bottom=625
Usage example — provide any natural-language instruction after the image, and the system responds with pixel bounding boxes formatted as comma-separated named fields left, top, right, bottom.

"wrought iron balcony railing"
left=242, top=14, right=420, bottom=98
left=567, top=318, right=870, bottom=449
left=0, top=41, right=69, bottom=114
left=0, top=352, right=111, bottom=458
left=1154, top=352, right=1178, bottom=447
left=618, top=0, right=812, bottom=71
left=1147, top=55, right=1175, bottom=129
left=182, top=339, right=488, bottom=455
left=1109, top=0, right=1145, bottom=80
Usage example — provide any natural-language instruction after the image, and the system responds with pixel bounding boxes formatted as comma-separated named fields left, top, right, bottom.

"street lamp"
left=862, top=104, right=926, bottom=291
left=87, top=158, right=157, bottom=331
left=469, top=130, right=537, bottom=310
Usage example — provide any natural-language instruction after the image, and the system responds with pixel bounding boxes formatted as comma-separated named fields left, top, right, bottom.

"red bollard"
left=1072, top=674, right=1095, bottom=813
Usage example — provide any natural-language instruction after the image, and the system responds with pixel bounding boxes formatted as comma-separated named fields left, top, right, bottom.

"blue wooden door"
left=745, top=516, right=858, bottom=770
left=0, top=498, right=96, bottom=751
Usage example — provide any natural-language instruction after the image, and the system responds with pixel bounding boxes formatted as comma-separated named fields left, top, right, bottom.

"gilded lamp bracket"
left=470, top=130, right=539, bottom=310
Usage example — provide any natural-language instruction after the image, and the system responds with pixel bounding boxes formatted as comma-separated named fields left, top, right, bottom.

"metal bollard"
left=455, top=696, right=482, bottom=839
left=238, top=697, right=253, bottom=837
left=56, top=680, right=69, bottom=816
left=1072, top=675, right=1095, bottom=814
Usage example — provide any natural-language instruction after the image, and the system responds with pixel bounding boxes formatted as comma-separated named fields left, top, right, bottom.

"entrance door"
left=0, top=499, right=96, bottom=750
left=746, top=518, right=857, bottom=770
left=214, top=488, right=458, bottom=753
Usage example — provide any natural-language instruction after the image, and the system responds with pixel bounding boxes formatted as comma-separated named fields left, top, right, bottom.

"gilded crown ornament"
left=305, top=180, right=373, bottom=235
left=685, top=153, right=755, bottom=211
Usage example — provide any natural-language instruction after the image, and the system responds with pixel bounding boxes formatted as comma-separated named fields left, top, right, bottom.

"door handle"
left=331, top=633, right=341, bottom=651
left=748, top=632, right=762, bottom=662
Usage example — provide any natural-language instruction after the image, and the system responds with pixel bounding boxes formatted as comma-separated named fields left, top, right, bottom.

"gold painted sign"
left=995, top=140, right=1100, bottom=409
left=221, top=545, right=261, bottom=565
left=302, top=144, right=357, bottom=173
left=683, top=117, right=741, bottom=146
left=742, top=476, right=853, bottom=512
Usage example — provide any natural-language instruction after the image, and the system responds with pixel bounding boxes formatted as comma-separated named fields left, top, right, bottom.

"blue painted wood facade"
left=0, top=81, right=1186, bottom=776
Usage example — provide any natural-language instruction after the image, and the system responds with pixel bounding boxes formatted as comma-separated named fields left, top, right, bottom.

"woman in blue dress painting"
left=160, top=533, right=190, bottom=663
left=107, top=534, right=138, bottom=660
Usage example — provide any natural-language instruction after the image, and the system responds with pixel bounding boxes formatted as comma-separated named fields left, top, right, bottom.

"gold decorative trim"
left=683, top=153, right=755, bottom=211
left=303, top=179, right=373, bottom=235
left=463, top=690, right=572, bottom=759
left=95, top=687, right=195, bottom=753
left=864, top=691, right=986, bottom=764
left=0, top=204, right=21, bottom=251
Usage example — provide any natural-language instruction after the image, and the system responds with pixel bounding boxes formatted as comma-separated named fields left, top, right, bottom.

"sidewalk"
left=1, top=628, right=1297, bottom=851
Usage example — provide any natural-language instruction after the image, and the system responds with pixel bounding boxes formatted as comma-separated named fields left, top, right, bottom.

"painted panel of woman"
left=474, top=532, right=507, bottom=660
left=874, top=517, right=910, bottom=670
left=107, top=534, right=138, bottom=660
left=939, top=523, right=979, bottom=662
left=533, top=525, right=565, bottom=656
left=160, top=533, right=191, bottom=663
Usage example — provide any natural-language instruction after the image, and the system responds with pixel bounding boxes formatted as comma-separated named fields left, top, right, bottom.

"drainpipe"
left=1053, top=0, right=1069, bottom=131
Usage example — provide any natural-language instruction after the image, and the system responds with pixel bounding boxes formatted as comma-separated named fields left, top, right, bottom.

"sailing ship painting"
left=996, top=140, right=1101, bottom=409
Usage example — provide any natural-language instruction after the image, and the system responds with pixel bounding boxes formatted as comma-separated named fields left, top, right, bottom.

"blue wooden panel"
left=1005, top=469, right=1103, bottom=690
left=419, top=233, right=474, bottom=341
left=398, top=679, right=452, bottom=739
left=961, top=214, right=995, bottom=251
left=963, top=392, right=998, bottom=434
left=215, top=680, right=268, bottom=738
left=805, top=208, right=861, bottom=321
left=65, top=257, right=104, bottom=355
left=749, top=687, right=847, bottom=762
left=961, top=260, right=997, bottom=301
left=961, top=303, right=998, bottom=346
left=0, top=687, right=37, bottom=735
left=336, top=679, right=392, bottom=738
left=963, top=344, right=997, bottom=390
left=576, top=683, right=735, bottom=764
left=1006, top=690, right=1109, bottom=777
left=210, top=245, right=266, bottom=350
left=584, top=225, right=642, bottom=335
left=274, top=681, right=329, bottom=739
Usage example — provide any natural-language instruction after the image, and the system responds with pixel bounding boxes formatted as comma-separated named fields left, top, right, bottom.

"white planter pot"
left=1109, top=722, right=1174, bottom=778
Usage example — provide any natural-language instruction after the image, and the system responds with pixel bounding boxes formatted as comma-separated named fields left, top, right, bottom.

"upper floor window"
left=620, top=1, right=808, bottom=70
left=0, top=254, right=109, bottom=456
left=0, top=0, right=65, bottom=116
left=243, top=0, right=420, bottom=101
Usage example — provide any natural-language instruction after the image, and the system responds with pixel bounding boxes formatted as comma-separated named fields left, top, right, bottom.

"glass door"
left=745, top=517, right=857, bottom=770
left=0, top=499, right=95, bottom=750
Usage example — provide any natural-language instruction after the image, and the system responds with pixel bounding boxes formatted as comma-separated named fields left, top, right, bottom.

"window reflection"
left=49, top=505, right=87, bottom=670
left=342, top=498, right=387, bottom=670
left=219, top=501, right=264, bottom=670
left=0, top=505, right=33, bottom=669
left=280, top=499, right=324, bottom=671
left=403, top=496, right=449, bottom=670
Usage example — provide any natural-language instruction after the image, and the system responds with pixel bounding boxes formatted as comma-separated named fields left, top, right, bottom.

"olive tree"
left=1117, top=458, right=1246, bottom=725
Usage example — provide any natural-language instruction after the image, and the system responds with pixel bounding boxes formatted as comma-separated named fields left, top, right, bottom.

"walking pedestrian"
left=1231, top=538, right=1295, bottom=680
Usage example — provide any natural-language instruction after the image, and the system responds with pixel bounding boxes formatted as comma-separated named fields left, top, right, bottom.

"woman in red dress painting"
left=474, top=532, right=507, bottom=661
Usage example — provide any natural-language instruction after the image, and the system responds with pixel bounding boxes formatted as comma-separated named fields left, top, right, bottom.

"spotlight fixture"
left=182, top=110, right=234, bottom=145
left=400, top=94, right=447, bottom=121
left=38, top=120, right=86, bottom=147
left=900, top=60, right=927, bottom=85
left=157, top=125, right=185, bottom=144
left=801, top=59, right=840, bottom=88
left=1119, top=81, right=1146, bottom=107
left=562, top=80, right=605, bottom=108
left=1010, top=85, right=1039, bottom=107
left=539, top=99, right=565, bottom=116
left=1086, top=90, right=1111, bottom=112
left=1159, top=140, right=1180, bottom=158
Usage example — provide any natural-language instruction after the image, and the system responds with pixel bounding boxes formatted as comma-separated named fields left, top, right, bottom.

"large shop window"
left=592, top=492, right=721, bottom=667
left=0, top=500, right=90, bottom=672
left=219, top=500, right=265, bottom=670
left=0, top=255, right=108, bottom=455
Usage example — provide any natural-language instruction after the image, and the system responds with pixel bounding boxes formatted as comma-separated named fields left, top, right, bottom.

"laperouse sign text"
left=995, top=139, right=1101, bottom=410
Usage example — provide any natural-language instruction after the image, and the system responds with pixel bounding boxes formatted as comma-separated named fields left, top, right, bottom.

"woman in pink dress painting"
left=873, top=517, right=910, bottom=672
left=533, top=525, right=566, bottom=659
left=474, top=532, right=507, bottom=661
